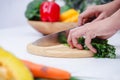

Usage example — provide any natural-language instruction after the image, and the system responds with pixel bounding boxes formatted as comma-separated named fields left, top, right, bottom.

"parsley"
left=78, top=37, right=116, bottom=58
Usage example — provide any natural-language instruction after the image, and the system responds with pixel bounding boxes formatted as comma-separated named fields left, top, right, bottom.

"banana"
left=0, top=47, right=34, bottom=80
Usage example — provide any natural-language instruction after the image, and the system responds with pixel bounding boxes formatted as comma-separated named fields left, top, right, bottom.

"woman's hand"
left=78, top=0, right=120, bottom=25
left=67, top=16, right=119, bottom=53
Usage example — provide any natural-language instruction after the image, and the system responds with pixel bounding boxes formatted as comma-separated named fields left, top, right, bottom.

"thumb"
left=92, top=13, right=105, bottom=22
left=78, top=9, right=96, bottom=26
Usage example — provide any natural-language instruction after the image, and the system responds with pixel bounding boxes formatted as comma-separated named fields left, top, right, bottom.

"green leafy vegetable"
left=63, top=0, right=113, bottom=12
left=60, top=5, right=71, bottom=13
left=25, top=0, right=43, bottom=20
left=70, top=77, right=80, bottom=80
left=78, top=37, right=116, bottom=58
left=58, top=34, right=116, bottom=58
left=25, top=0, right=113, bottom=20
left=58, top=32, right=67, bottom=43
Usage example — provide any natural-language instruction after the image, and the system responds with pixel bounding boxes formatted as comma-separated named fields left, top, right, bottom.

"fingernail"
left=77, top=44, right=83, bottom=49
left=93, top=49, right=97, bottom=53
left=70, top=46, right=74, bottom=48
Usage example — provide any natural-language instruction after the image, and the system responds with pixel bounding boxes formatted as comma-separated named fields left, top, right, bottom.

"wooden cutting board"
left=27, top=43, right=94, bottom=58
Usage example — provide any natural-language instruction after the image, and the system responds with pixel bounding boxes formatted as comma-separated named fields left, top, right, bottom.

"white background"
left=0, top=0, right=32, bottom=28
left=0, top=0, right=120, bottom=80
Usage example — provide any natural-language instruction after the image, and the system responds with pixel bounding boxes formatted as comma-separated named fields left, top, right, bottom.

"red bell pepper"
left=40, top=0, right=60, bottom=22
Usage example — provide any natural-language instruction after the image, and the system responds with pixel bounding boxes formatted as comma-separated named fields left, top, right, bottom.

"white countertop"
left=0, top=25, right=120, bottom=80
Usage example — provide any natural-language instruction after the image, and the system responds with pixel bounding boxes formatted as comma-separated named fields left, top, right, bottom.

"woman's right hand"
left=78, top=0, right=120, bottom=25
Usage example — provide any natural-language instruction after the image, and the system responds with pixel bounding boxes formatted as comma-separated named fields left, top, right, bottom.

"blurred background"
left=0, top=0, right=32, bottom=29
left=0, top=0, right=65, bottom=29
left=0, top=0, right=112, bottom=29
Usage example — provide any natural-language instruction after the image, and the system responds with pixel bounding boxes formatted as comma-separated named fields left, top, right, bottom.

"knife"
left=32, top=25, right=79, bottom=47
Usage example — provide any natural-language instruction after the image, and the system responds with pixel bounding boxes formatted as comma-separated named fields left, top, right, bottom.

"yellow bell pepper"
left=63, top=14, right=79, bottom=23
left=60, top=9, right=79, bottom=22
left=0, top=47, right=34, bottom=80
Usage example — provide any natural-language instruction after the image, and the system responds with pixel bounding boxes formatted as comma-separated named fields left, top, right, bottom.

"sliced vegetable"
left=0, top=47, right=34, bottom=80
left=22, top=60, right=71, bottom=80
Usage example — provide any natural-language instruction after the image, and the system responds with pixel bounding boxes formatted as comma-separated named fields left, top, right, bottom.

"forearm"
left=108, top=0, right=120, bottom=11
left=109, top=9, right=120, bottom=30
left=109, top=0, right=120, bottom=30
left=114, top=0, right=120, bottom=1
left=100, top=0, right=120, bottom=15
left=114, top=0, right=120, bottom=7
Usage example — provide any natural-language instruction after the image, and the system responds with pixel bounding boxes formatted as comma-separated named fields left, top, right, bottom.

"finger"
left=78, top=14, right=83, bottom=26
left=67, top=32, right=74, bottom=48
left=67, top=35, right=74, bottom=48
left=85, top=34, right=97, bottom=53
left=82, top=18, right=88, bottom=24
left=71, top=35, right=83, bottom=49
left=67, top=27, right=85, bottom=49
left=92, top=13, right=105, bottom=22
left=78, top=11, right=92, bottom=25
left=78, top=9, right=97, bottom=25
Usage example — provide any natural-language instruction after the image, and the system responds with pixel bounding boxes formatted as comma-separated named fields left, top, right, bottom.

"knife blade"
left=33, top=26, right=79, bottom=47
